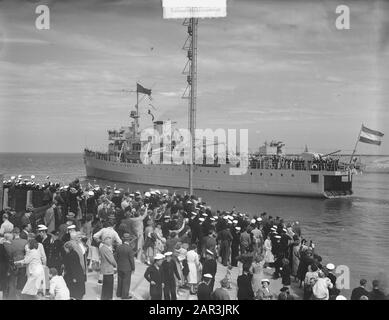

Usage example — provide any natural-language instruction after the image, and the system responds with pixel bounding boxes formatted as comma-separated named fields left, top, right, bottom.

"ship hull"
left=84, top=156, right=353, bottom=198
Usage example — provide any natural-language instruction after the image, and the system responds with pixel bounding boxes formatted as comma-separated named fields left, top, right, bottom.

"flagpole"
left=136, top=89, right=139, bottom=134
left=349, top=124, right=362, bottom=164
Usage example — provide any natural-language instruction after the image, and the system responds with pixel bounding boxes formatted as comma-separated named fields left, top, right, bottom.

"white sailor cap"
left=223, top=216, right=228, bottom=220
left=67, top=225, right=76, bottom=229
left=271, top=226, right=277, bottom=230
left=251, top=219, right=256, bottom=224
left=275, top=235, right=281, bottom=239
left=187, top=200, right=192, bottom=204
left=144, top=192, right=151, bottom=197
left=164, top=251, right=173, bottom=257
left=88, top=191, right=94, bottom=196
left=233, top=220, right=238, bottom=224
left=114, top=190, right=121, bottom=194
left=129, top=193, right=135, bottom=197
left=155, top=190, right=161, bottom=195
left=31, top=175, right=35, bottom=179
left=18, top=174, right=22, bottom=178
left=203, top=273, right=213, bottom=279
left=256, top=217, right=262, bottom=222
left=38, top=225, right=48, bottom=231
left=154, top=253, right=165, bottom=260
left=326, top=263, right=335, bottom=271
left=206, top=249, right=214, bottom=255
left=227, top=220, right=233, bottom=224
left=191, top=211, right=197, bottom=216
left=261, top=279, right=270, bottom=284
left=235, top=227, right=241, bottom=231
left=202, top=213, right=208, bottom=217
left=210, top=217, right=215, bottom=221
left=150, top=191, right=156, bottom=195
left=199, top=217, right=205, bottom=222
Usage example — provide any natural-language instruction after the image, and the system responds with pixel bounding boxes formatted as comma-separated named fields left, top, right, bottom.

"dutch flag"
left=359, top=125, right=384, bottom=145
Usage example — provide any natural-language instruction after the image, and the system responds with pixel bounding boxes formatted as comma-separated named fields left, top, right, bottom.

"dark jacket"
left=237, top=273, right=254, bottom=300
left=161, top=259, right=180, bottom=284
left=144, top=264, right=164, bottom=299
left=197, top=281, right=212, bottom=300
left=369, top=288, right=386, bottom=300
left=63, top=250, right=84, bottom=283
left=350, top=286, right=369, bottom=300
left=202, top=258, right=217, bottom=277
left=115, top=242, right=135, bottom=272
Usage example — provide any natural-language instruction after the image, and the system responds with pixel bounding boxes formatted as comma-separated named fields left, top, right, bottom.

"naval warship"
left=83, top=92, right=353, bottom=199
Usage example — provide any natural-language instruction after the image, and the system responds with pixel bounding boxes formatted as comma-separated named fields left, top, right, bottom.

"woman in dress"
left=90, top=220, right=102, bottom=272
left=186, top=243, right=200, bottom=294
left=62, top=242, right=85, bottom=300
left=263, top=235, right=274, bottom=267
left=249, top=254, right=265, bottom=293
left=291, top=236, right=301, bottom=281
left=174, top=242, right=186, bottom=288
left=154, top=223, right=166, bottom=254
left=15, top=239, right=45, bottom=299
left=143, top=220, right=155, bottom=264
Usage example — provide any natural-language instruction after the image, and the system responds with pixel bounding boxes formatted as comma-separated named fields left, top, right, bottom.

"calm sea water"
left=1, top=153, right=388, bottom=296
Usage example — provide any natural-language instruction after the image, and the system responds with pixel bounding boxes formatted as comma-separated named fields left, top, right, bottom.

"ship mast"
left=183, top=18, right=198, bottom=196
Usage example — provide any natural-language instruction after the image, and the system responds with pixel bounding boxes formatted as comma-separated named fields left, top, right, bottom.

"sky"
left=0, top=0, right=388, bottom=154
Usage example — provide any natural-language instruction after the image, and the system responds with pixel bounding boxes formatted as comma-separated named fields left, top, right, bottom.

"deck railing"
left=84, top=149, right=347, bottom=172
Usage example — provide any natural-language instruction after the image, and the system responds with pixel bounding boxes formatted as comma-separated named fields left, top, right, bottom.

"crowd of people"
left=249, top=155, right=340, bottom=171
left=0, top=175, right=387, bottom=300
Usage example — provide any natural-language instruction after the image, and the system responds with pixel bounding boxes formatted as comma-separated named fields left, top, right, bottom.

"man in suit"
left=197, top=274, right=213, bottom=300
left=161, top=252, right=180, bottom=300
left=115, top=233, right=135, bottom=299
left=144, top=253, right=164, bottom=300
left=99, top=236, right=117, bottom=300
left=351, top=279, right=369, bottom=300
left=217, top=225, right=233, bottom=266
left=3, top=227, right=27, bottom=299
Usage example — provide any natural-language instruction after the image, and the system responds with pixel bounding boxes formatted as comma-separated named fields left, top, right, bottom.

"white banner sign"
left=162, top=0, right=227, bottom=19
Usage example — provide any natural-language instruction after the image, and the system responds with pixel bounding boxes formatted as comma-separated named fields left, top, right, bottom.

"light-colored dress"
left=154, top=228, right=166, bottom=253
left=250, top=261, right=265, bottom=293
left=292, top=244, right=301, bottom=276
left=21, top=249, right=45, bottom=296
left=263, top=239, right=274, bottom=263
left=186, top=249, right=200, bottom=284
